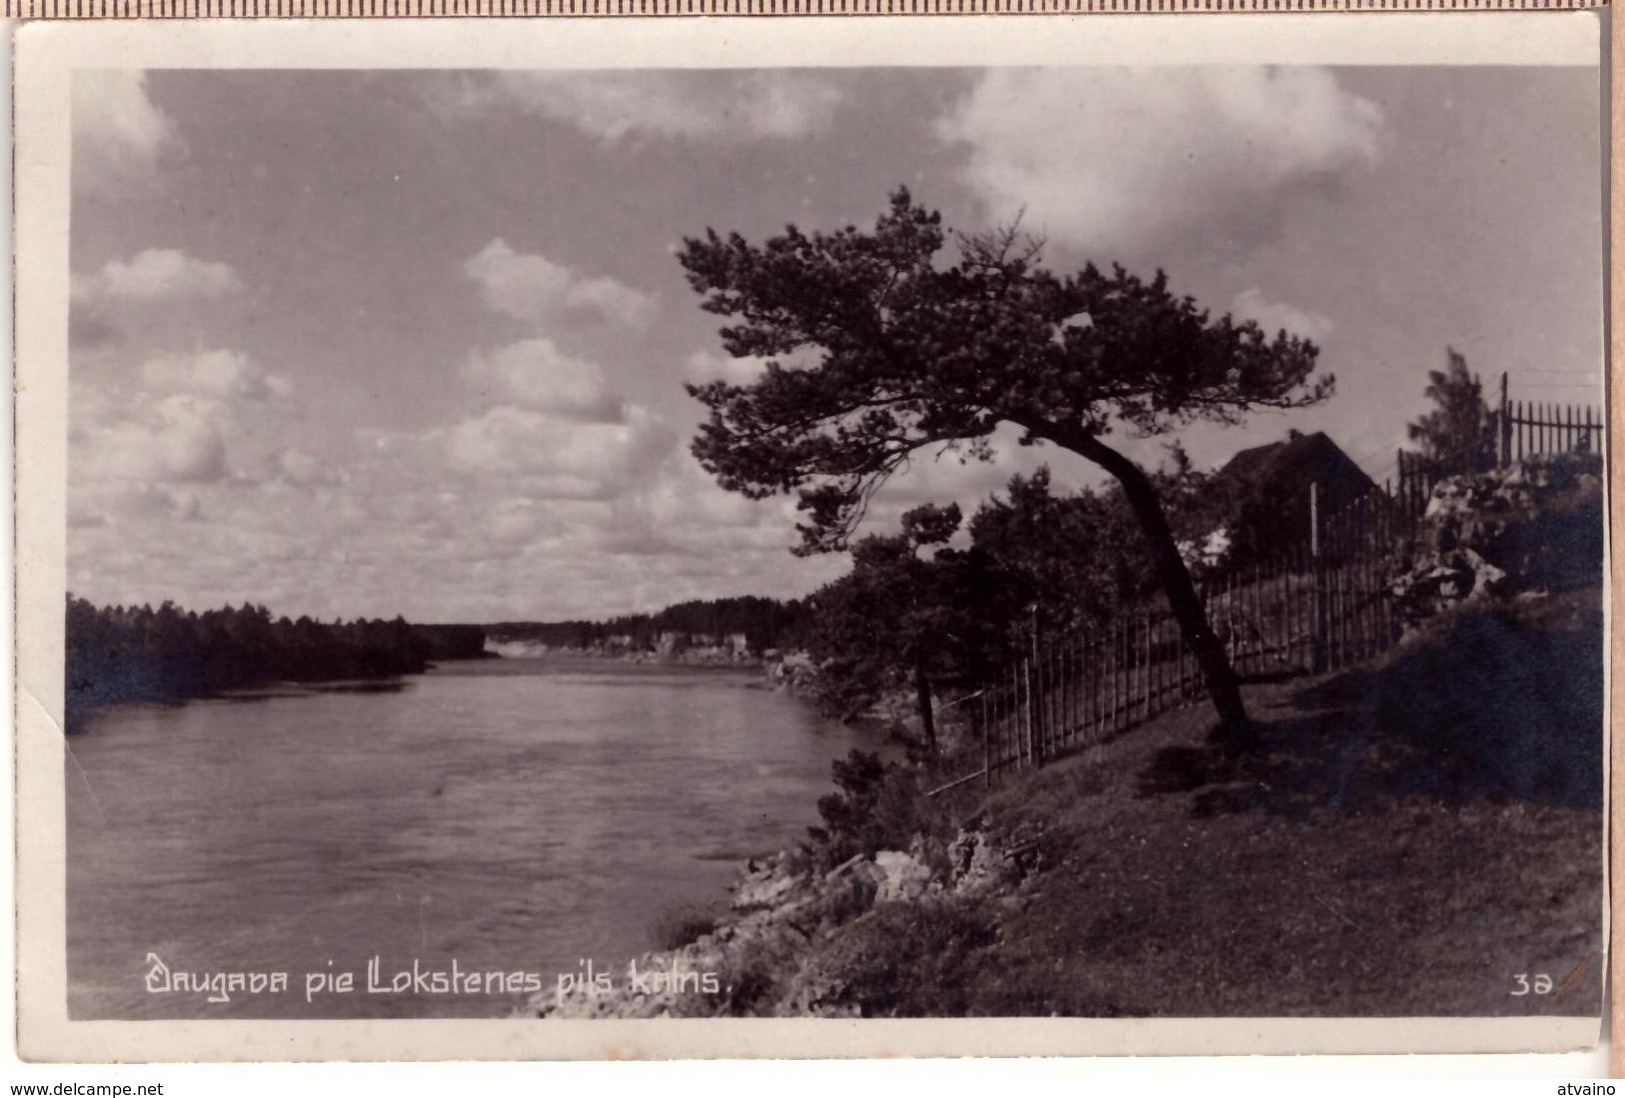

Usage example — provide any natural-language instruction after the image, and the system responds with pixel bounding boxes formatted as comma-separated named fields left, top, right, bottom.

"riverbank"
left=485, top=639, right=766, bottom=667
left=527, top=588, right=1604, bottom=1019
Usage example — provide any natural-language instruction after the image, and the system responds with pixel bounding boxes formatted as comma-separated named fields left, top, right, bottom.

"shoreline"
left=525, top=818, right=1035, bottom=1020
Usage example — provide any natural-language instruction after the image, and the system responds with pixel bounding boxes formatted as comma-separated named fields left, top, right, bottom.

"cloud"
left=684, top=349, right=770, bottom=387
left=938, top=66, right=1384, bottom=257
left=68, top=390, right=847, bottom=622
left=275, top=449, right=345, bottom=488
left=438, top=70, right=845, bottom=144
left=73, top=249, right=242, bottom=305
left=73, top=71, right=181, bottom=188
left=69, top=345, right=307, bottom=542
left=77, top=394, right=230, bottom=486
left=1229, top=288, right=1334, bottom=343
left=141, top=349, right=291, bottom=402
left=70, top=250, right=245, bottom=352
left=461, top=338, right=625, bottom=422
left=463, top=238, right=656, bottom=330
left=438, top=402, right=675, bottom=499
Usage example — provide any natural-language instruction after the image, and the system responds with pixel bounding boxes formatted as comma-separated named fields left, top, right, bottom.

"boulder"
left=873, top=850, right=933, bottom=903
left=732, top=853, right=817, bottom=917
left=947, top=828, right=1024, bottom=897
left=1392, top=455, right=1601, bottom=630
left=823, top=854, right=886, bottom=913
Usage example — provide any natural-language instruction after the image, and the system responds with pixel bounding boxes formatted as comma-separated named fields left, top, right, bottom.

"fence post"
left=1015, top=658, right=1026, bottom=769
left=1499, top=372, right=1511, bottom=467
left=981, top=692, right=991, bottom=790
left=1144, top=607, right=1157, bottom=721
left=1027, top=605, right=1044, bottom=767
left=1310, top=481, right=1328, bottom=673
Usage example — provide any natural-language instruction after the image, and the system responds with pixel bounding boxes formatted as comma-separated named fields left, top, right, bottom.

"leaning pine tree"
left=678, top=189, right=1333, bottom=735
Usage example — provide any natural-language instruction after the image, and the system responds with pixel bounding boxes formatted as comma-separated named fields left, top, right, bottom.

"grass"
left=878, top=588, right=1605, bottom=1017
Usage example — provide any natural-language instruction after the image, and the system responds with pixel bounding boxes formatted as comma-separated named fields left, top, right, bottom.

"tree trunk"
left=913, top=660, right=937, bottom=751
left=1018, top=416, right=1251, bottom=736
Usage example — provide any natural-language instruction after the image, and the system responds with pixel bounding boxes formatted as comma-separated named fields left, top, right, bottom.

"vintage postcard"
left=13, top=13, right=1609, bottom=1062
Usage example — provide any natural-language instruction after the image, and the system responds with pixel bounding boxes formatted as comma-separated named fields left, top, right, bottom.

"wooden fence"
left=1393, top=374, right=1604, bottom=520
left=929, top=485, right=1404, bottom=795
left=928, top=377, right=1602, bottom=797
left=1500, top=371, right=1603, bottom=464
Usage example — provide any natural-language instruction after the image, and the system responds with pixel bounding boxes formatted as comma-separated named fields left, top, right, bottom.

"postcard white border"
left=13, top=11, right=1608, bottom=1063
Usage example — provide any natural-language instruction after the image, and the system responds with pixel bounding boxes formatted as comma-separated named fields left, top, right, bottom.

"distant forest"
left=486, top=595, right=814, bottom=653
left=64, top=596, right=487, bottom=730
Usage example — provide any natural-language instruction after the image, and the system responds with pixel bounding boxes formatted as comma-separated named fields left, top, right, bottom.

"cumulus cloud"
left=69, top=344, right=309, bottom=543
left=438, top=402, right=675, bottom=500
left=141, top=349, right=291, bottom=402
left=1229, top=287, right=1334, bottom=343
left=73, top=70, right=181, bottom=189
left=591, top=452, right=776, bottom=558
left=461, top=338, right=625, bottom=422
left=77, top=394, right=229, bottom=486
left=464, top=238, right=657, bottom=330
left=684, top=349, right=771, bottom=387
left=69, top=391, right=844, bottom=621
left=438, top=70, right=845, bottom=144
left=73, top=249, right=241, bottom=305
left=938, top=66, right=1384, bottom=257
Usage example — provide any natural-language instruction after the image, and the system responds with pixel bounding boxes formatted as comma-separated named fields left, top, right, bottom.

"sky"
left=66, top=64, right=1604, bottom=623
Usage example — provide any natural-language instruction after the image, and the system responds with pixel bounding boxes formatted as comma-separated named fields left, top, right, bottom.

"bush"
left=806, top=750, right=925, bottom=871
left=808, top=899, right=999, bottom=1016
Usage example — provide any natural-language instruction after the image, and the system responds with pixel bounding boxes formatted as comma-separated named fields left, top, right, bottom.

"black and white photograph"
left=13, top=14, right=1609, bottom=1061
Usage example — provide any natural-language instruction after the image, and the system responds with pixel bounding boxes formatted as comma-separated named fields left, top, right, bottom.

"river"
left=65, top=656, right=871, bottom=1019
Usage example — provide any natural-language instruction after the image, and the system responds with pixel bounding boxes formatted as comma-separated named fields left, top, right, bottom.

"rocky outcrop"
left=525, top=824, right=1040, bottom=1020
left=1390, top=453, right=1602, bottom=630
left=764, top=651, right=820, bottom=696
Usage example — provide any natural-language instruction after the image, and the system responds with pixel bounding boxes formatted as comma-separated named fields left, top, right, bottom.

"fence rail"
left=927, top=375, right=1601, bottom=797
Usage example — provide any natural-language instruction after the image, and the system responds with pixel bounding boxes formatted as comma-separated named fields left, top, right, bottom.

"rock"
left=1392, top=456, right=1601, bottom=630
left=823, top=854, right=885, bottom=913
left=732, top=853, right=818, bottom=919
left=534, top=823, right=1023, bottom=1020
left=874, top=850, right=933, bottom=903
left=1460, top=547, right=1507, bottom=599
left=948, top=828, right=1022, bottom=897
left=734, top=865, right=799, bottom=911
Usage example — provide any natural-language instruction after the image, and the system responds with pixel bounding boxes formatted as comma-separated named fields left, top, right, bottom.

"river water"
left=65, top=656, right=869, bottom=1019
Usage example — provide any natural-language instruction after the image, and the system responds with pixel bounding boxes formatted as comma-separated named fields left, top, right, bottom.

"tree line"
left=64, top=597, right=486, bottom=730
left=486, top=595, right=817, bottom=653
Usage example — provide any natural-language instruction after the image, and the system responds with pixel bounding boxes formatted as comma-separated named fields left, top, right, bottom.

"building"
left=1209, top=430, right=1378, bottom=564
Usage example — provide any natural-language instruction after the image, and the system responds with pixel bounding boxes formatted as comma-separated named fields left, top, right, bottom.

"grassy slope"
left=903, top=589, right=1605, bottom=1017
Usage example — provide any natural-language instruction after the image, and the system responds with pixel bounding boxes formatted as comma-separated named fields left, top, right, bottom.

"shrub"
left=810, top=899, right=999, bottom=1016
left=806, top=750, right=925, bottom=871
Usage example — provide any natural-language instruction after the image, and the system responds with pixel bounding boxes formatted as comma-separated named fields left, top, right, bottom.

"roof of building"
left=1217, top=430, right=1376, bottom=503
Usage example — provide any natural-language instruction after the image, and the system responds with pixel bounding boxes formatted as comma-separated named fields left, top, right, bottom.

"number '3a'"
left=1511, top=973, right=1553, bottom=996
